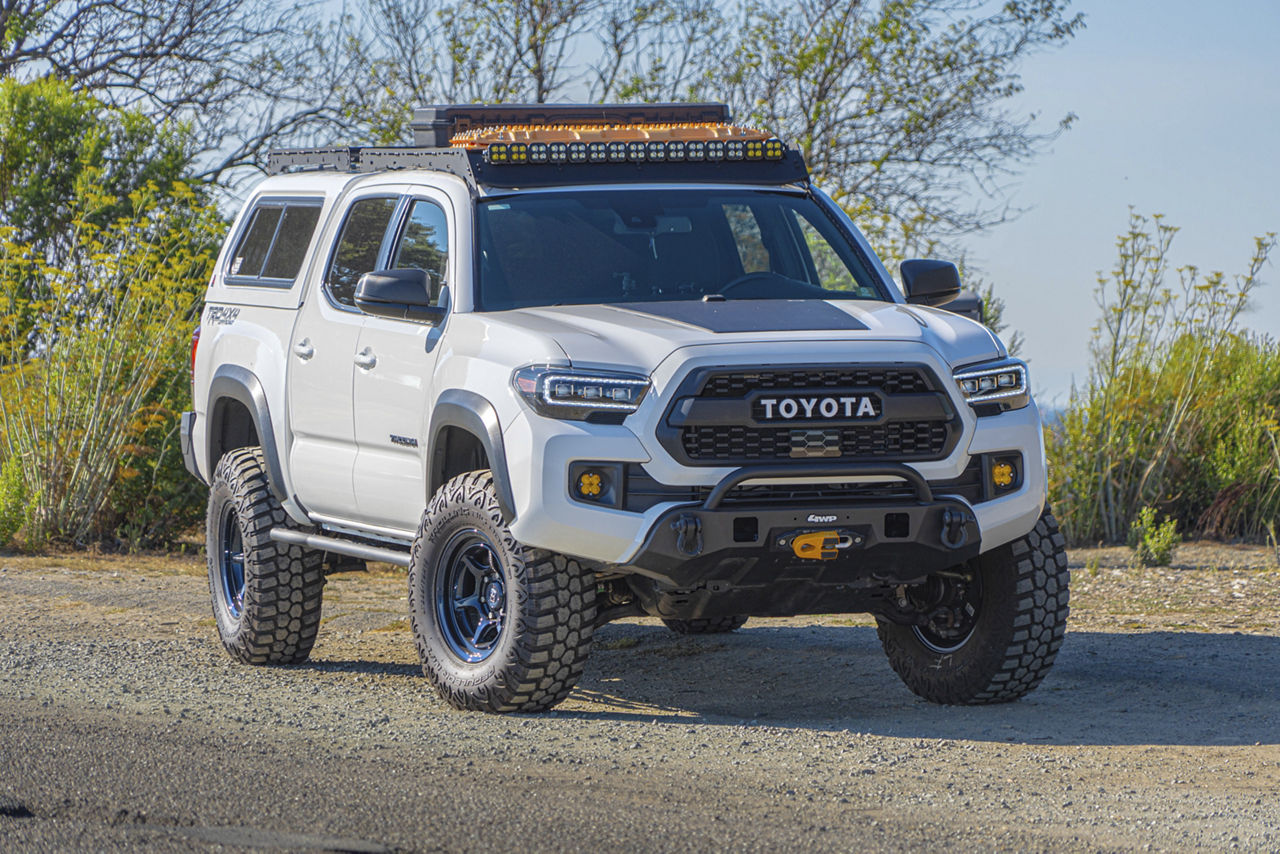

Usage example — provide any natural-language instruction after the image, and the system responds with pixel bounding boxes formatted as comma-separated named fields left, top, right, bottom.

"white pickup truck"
left=182, top=103, right=1068, bottom=713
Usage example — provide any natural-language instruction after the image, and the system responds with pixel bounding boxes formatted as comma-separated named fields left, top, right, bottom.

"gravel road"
left=1, top=546, right=1278, bottom=852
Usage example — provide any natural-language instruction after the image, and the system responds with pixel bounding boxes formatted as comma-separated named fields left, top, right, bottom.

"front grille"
left=700, top=367, right=930, bottom=397
left=680, top=421, right=949, bottom=462
left=662, top=364, right=959, bottom=466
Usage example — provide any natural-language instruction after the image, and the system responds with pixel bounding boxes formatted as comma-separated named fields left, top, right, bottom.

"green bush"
left=1047, top=212, right=1279, bottom=545
left=1127, top=506, right=1179, bottom=568
left=0, top=454, right=32, bottom=548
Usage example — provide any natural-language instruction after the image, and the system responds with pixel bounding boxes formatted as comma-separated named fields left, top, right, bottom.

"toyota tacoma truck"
left=182, top=103, right=1069, bottom=713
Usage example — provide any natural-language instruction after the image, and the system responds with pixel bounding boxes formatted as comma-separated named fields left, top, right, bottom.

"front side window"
left=475, top=189, right=884, bottom=311
left=391, top=199, right=449, bottom=300
left=227, top=200, right=321, bottom=285
left=325, top=197, right=399, bottom=307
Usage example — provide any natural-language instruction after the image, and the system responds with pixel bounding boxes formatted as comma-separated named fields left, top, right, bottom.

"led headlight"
left=513, top=366, right=650, bottom=421
left=686, top=140, right=706, bottom=161
left=666, top=140, right=687, bottom=161
left=528, top=142, right=549, bottom=163
left=953, top=359, right=1030, bottom=412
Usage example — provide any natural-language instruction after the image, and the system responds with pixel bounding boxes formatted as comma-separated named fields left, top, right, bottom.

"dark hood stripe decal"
left=611, top=300, right=868, bottom=333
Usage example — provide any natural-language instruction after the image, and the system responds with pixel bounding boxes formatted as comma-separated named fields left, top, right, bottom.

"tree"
left=0, top=0, right=347, bottom=184
left=712, top=0, right=1082, bottom=239
left=0, top=79, right=218, bottom=548
left=333, top=1, right=1080, bottom=244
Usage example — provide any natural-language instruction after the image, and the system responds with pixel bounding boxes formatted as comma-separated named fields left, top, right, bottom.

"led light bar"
left=470, top=122, right=787, bottom=166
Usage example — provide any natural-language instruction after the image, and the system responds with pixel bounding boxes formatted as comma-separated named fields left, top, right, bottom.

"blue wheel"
left=409, top=471, right=597, bottom=712
left=206, top=448, right=325, bottom=665
left=434, top=530, right=507, bottom=663
left=218, top=503, right=247, bottom=618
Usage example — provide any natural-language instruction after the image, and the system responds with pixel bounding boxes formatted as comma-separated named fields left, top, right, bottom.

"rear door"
left=287, top=194, right=401, bottom=518
left=350, top=192, right=453, bottom=530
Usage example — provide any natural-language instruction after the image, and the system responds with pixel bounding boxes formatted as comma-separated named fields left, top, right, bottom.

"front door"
left=287, top=194, right=400, bottom=518
left=351, top=194, right=453, bottom=530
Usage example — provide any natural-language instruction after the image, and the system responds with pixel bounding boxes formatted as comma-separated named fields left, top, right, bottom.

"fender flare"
left=207, top=364, right=290, bottom=503
left=428, top=389, right=517, bottom=523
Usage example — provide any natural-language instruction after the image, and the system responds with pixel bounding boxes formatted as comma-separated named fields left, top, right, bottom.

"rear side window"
left=227, top=199, right=322, bottom=286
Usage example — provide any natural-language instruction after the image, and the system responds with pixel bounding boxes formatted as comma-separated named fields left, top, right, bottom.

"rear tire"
left=662, top=616, right=748, bottom=635
left=409, top=471, right=596, bottom=713
left=206, top=448, right=325, bottom=664
left=877, top=509, right=1069, bottom=704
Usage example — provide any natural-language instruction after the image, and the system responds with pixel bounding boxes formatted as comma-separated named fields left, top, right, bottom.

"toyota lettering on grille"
left=757, top=394, right=880, bottom=422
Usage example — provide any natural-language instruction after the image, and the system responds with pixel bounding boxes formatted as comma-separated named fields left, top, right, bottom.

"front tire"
left=206, top=448, right=325, bottom=664
left=877, top=510, right=1070, bottom=704
left=409, top=471, right=597, bottom=713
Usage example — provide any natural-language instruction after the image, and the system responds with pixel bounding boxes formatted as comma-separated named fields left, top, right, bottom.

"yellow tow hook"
left=791, top=530, right=849, bottom=561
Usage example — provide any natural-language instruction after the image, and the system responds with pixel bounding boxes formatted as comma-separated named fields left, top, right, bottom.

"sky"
left=961, top=0, right=1280, bottom=405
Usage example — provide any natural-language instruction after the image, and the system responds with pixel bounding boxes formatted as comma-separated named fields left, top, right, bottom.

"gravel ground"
left=1, top=544, right=1278, bottom=852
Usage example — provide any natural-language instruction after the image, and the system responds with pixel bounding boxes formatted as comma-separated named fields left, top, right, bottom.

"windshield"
left=475, top=189, right=886, bottom=311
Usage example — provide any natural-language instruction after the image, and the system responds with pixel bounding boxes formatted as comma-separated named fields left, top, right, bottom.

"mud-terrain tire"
left=409, top=471, right=597, bottom=713
left=662, top=616, right=748, bottom=635
left=877, top=509, right=1069, bottom=704
left=206, top=448, right=325, bottom=664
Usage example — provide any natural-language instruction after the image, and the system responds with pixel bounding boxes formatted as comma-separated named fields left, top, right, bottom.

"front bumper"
left=620, top=462, right=980, bottom=589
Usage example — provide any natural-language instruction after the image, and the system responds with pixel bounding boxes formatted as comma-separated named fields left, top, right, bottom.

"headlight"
left=512, top=366, right=650, bottom=421
left=953, top=359, right=1029, bottom=412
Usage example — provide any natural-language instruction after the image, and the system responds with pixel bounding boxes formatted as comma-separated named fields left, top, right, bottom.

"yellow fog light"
left=992, top=461, right=1015, bottom=489
left=578, top=471, right=603, bottom=498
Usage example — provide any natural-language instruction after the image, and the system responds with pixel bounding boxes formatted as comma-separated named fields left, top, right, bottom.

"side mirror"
left=354, top=268, right=446, bottom=324
left=943, top=290, right=985, bottom=324
left=900, top=259, right=962, bottom=307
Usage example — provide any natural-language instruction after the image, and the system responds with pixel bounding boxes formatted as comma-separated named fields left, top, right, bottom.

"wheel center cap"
left=484, top=582, right=504, bottom=610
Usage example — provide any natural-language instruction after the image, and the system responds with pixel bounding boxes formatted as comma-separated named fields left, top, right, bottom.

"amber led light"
left=578, top=472, right=603, bottom=498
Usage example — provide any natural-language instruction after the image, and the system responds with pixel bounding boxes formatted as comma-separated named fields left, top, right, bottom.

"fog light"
left=990, top=456, right=1020, bottom=492
left=578, top=471, right=604, bottom=498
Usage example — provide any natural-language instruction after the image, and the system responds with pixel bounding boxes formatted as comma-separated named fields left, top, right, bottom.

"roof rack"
left=266, top=146, right=477, bottom=186
left=265, top=103, right=809, bottom=191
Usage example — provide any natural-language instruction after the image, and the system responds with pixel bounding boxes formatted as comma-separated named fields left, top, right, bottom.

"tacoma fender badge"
left=389, top=434, right=418, bottom=448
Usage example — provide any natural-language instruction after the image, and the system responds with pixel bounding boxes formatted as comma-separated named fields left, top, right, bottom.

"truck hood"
left=482, top=299, right=1004, bottom=373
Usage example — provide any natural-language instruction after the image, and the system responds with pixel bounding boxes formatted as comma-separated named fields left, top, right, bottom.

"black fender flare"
left=207, top=364, right=290, bottom=503
left=428, top=389, right=517, bottom=523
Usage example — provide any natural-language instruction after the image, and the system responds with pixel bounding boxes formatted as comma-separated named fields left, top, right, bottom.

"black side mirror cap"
left=900, top=259, right=962, bottom=307
left=354, top=268, right=446, bottom=325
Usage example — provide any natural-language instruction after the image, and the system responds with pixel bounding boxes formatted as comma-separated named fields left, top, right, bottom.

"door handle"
left=354, top=347, right=377, bottom=370
left=293, top=338, right=314, bottom=360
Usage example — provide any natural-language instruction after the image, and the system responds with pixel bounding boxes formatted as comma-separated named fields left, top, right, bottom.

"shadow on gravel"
left=569, top=624, right=1280, bottom=747
left=302, top=659, right=422, bottom=677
